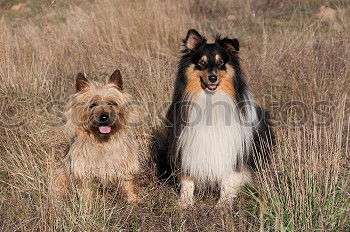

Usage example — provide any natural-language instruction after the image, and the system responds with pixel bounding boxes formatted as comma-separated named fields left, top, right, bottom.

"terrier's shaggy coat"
left=53, top=70, right=140, bottom=203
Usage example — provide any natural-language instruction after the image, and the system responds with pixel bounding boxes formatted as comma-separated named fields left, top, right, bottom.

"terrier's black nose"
left=208, top=75, right=217, bottom=83
left=99, top=114, right=109, bottom=122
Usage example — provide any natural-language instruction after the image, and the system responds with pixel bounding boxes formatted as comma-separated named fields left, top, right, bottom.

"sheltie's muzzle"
left=200, top=74, right=219, bottom=93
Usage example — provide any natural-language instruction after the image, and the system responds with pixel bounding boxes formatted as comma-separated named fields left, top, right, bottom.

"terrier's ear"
left=109, top=69, right=123, bottom=90
left=216, top=37, right=240, bottom=54
left=183, top=29, right=206, bottom=52
left=76, top=73, right=90, bottom=92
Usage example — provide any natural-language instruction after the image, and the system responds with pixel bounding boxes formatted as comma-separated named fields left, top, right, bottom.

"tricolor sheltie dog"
left=161, top=29, right=274, bottom=208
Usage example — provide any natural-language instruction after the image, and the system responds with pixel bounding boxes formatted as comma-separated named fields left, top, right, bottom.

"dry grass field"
left=0, top=0, right=349, bottom=231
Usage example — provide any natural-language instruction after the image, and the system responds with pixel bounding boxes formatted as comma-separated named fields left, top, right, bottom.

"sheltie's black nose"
left=99, top=114, right=109, bottom=122
left=208, top=74, right=218, bottom=83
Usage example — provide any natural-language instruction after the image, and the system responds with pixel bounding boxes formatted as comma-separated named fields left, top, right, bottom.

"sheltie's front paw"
left=178, top=195, right=194, bottom=209
left=216, top=196, right=235, bottom=210
left=179, top=176, right=195, bottom=209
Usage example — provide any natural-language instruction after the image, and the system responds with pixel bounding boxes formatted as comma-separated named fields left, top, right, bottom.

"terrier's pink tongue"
left=99, top=126, right=111, bottom=134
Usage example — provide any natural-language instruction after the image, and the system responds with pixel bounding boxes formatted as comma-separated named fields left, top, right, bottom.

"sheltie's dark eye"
left=198, top=60, right=207, bottom=68
left=107, top=101, right=118, bottom=107
left=89, top=102, right=97, bottom=109
left=217, top=60, right=224, bottom=69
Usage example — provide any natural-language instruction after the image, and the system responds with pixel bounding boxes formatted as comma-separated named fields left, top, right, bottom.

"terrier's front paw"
left=126, top=193, right=141, bottom=205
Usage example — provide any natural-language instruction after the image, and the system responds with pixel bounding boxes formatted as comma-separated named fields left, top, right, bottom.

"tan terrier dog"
left=53, top=70, right=140, bottom=204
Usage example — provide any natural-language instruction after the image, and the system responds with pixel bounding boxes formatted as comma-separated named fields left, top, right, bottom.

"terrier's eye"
left=89, top=103, right=97, bottom=109
left=107, top=101, right=118, bottom=107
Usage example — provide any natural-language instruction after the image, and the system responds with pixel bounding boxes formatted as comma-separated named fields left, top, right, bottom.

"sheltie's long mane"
left=176, top=90, right=257, bottom=184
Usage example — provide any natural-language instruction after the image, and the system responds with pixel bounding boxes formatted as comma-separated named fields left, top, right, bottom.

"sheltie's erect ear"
left=109, top=69, right=123, bottom=90
left=216, top=36, right=240, bottom=54
left=76, top=73, right=90, bottom=92
left=183, top=29, right=206, bottom=53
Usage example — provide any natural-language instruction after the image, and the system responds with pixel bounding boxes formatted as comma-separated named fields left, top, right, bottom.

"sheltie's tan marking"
left=185, top=64, right=207, bottom=97
left=217, top=64, right=235, bottom=97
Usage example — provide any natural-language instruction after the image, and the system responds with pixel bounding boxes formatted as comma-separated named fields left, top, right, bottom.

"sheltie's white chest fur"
left=177, top=91, right=256, bottom=183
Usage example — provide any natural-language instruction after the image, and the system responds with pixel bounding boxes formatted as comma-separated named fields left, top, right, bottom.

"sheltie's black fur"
left=155, top=29, right=274, bottom=184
